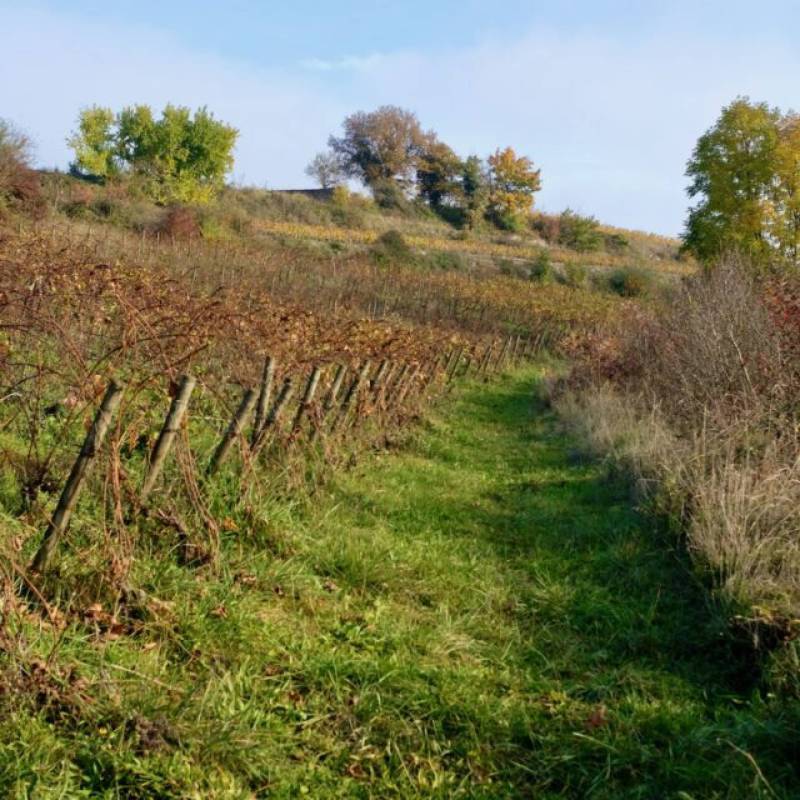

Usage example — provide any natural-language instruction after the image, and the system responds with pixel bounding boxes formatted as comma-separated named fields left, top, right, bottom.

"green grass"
left=2, top=368, right=798, bottom=798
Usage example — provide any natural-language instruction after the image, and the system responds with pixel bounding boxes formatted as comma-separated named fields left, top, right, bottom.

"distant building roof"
left=270, top=188, right=334, bottom=201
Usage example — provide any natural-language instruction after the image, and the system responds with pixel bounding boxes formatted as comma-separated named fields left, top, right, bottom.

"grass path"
left=3, top=369, right=798, bottom=798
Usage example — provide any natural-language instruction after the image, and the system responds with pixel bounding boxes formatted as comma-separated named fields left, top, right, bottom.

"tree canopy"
left=324, top=106, right=542, bottom=229
left=416, top=138, right=462, bottom=209
left=68, top=104, right=238, bottom=204
left=328, top=106, right=428, bottom=190
left=486, top=147, right=542, bottom=228
left=684, top=97, right=800, bottom=267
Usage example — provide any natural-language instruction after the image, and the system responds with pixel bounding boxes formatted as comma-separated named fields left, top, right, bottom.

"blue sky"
left=1, top=1, right=798, bottom=234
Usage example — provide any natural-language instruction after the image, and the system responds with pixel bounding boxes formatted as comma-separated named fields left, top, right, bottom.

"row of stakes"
left=28, top=331, right=546, bottom=574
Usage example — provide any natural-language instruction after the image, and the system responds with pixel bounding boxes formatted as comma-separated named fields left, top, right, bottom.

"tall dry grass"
left=555, top=261, right=800, bottom=635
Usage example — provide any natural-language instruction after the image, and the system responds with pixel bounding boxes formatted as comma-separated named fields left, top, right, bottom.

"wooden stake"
left=446, top=346, right=464, bottom=382
left=252, top=377, right=295, bottom=451
left=370, top=359, right=391, bottom=393
left=322, top=365, right=347, bottom=413
left=479, top=341, right=495, bottom=375
left=310, top=365, right=346, bottom=441
left=395, top=365, right=420, bottom=406
left=207, top=387, right=257, bottom=475
left=251, top=356, right=274, bottom=445
left=140, top=375, right=196, bottom=504
left=31, top=381, right=124, bottom=573
left=332, top=361, right=371, bottom=432
left=495, top=336, right=512, bottom=370
left=387, top=362, right=409, bottom=397
left=291, top=366, right=322, bottom=433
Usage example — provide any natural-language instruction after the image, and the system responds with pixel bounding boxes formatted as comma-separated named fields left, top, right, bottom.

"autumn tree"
left=770, top=115, right=800, bottom=266
left=683, top=98, right=781, bottom=264
left=486, top=147, right=542, bottom=229
left=328, top=106, right=428, bottom=195
left=305, top=151, right=344, bottom=189
left=68, top=104, right=238, bottom=204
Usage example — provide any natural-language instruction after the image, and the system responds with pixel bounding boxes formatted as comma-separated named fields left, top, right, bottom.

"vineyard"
left=254, top=218, right=695, bottom=276
left=0, top=204, right=626, bottom=622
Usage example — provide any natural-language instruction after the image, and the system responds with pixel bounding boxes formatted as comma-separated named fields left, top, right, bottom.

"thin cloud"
left=300, top=54, right=387, bottom=72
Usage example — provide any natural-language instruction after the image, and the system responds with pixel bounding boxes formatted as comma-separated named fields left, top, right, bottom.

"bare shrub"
left=0, top=118, right=43, bottom=214
left=159, top=205, right=202, bottom=239
left=628, top=260, right=786, bottom=427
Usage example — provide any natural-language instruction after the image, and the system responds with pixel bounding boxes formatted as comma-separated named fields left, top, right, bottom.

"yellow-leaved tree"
left=487, top=147, right=541, bottom=230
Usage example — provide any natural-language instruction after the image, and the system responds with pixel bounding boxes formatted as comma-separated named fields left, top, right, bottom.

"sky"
left=1, top=1, right=798, bottom=235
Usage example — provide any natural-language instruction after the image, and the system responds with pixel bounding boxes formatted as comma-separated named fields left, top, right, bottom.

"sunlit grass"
left=1, top=369, right=797, bottom=797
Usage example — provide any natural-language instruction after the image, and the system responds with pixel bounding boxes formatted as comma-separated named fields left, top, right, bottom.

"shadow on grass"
left=446, top=373, right=764, bottom=692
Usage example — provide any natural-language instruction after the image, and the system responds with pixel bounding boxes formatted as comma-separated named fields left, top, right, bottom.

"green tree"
left=67, top=106, right=118, bottom=178
left=459, top=155, right=489, bottom=229
left=558, top=209, right=603, bottom=252
left=684, top=98, right=781, bottom=263
left=68, top=104, right=237, bottom=204
left=486, top=147, right=541, bottom=229
left=416, top=137, right=462, bottom=209
left=769, top=115, right=800, bottom=266
left=328, top=106, right=428, bottom=194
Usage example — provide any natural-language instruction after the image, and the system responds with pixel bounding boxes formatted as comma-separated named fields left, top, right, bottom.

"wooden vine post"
left=252, top=377, right=295, bottom=451
left=496, top=336, right=512, bottom=370
left=370, top=360, right=391, bottom=392
left=395, top=365, right=420, bottom=406
left=140, top=375, right=196, bottom=504
left=291, top=366, right=322, bottom=433
left=322, top=365, right=347, bottom=414
left=252, top=356, right=274, bottom=444
left=332, top=361, right=371, bottom=432
left=479, top=341, right=495, bottom=375
left=207, top=387, right=257, bottom=475
left=446, top=347, right=464, bottom=382
left=311, top=366, right=346, bottom=441
left=31, top=381, right=124, bottom=573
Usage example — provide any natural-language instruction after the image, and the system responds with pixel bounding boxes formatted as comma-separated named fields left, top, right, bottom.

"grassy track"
left=2, top=369, right=798, bottom=798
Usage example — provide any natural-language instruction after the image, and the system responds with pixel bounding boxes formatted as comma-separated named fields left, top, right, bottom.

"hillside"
left=38, top=171, right=691, bottom=284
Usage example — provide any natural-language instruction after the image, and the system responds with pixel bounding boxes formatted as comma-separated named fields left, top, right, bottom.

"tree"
left=684, top=98, right=781, bottom=264
left=328, top=106, right=428, bottom=193
left=68, top=104, right=238, bottom=204
left=558, top=209, right=603, bottom=252
left=459, top=155, right=489, bottom=229
left=770, top=115, right=800, bottom=266
left=416, top=137, right=462, bottom=209
left=486, top=147, right=542, bottom=228
left=67, top=106, right=118, bottom=178
left=305, top=151, right=344, bottom=189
